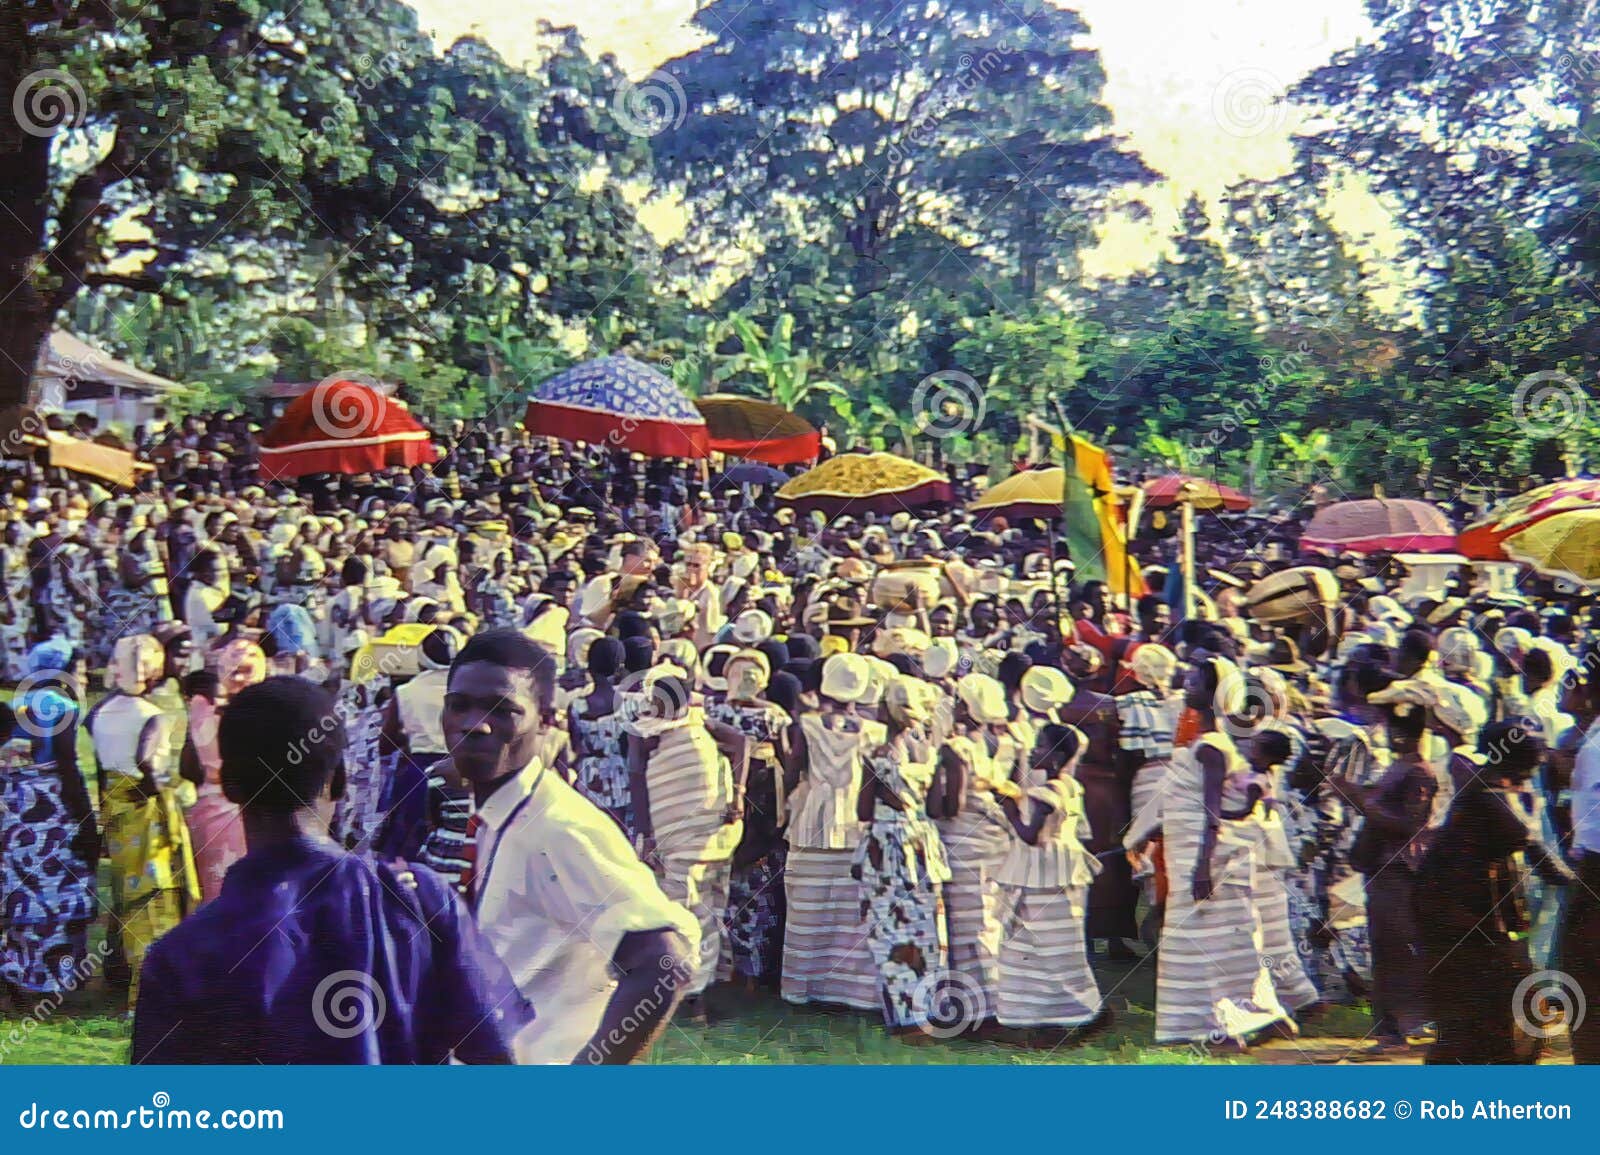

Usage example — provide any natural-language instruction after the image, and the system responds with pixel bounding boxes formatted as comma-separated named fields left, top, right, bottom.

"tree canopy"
left=5, top=0, right=1596, bottom=499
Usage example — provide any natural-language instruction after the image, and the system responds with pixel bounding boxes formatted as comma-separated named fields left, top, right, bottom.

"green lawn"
left=3, top=944, right=1381, bottom=1066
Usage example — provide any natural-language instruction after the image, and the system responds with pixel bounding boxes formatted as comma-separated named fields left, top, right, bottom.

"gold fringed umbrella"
left=778, top=452, right=952, bottom=517
left=967, top=467, right=1063, bottom=520
left=1503, top=509, right=1600, bottom=585
left=694, top=393, right=820, bottom=464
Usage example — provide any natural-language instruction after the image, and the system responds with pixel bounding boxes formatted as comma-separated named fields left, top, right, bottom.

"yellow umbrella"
left=777, top=452, right=952, bottom=516
left=1503, top=509, right=1600, bottom=585
left=967, top=467, right=1063, bottom=519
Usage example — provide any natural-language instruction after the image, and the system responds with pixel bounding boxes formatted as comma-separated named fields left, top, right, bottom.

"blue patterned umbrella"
left=523, top=355, right=708, bottom=458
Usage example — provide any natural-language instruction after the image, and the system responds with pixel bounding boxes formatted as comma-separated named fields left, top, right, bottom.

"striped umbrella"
left=1141, top=474, right=1252, bottom=512
left=524, top=355, right=708, bottom=458
left=778, top=452, right=952, bottom=517
left=1456, top=478, right=1600, bottom=560
left=1300, top=499, right=1455, bottom=555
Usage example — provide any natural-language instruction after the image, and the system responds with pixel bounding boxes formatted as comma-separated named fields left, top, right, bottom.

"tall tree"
left=652, top=0, right=1152, bottom=313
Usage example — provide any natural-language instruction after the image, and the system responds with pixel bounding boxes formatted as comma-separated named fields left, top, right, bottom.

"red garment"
left=1173, top=706, right=1206, bottom=749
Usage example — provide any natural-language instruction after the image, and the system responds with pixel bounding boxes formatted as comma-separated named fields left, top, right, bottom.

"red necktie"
left=459, top=813, right=483, bottom=907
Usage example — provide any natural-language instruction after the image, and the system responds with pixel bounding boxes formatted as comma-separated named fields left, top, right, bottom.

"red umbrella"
left=1141, top=474, right=1252, bottom=511
left=258, top=379, right=437, bottom=480
left=694, top=394, right=820, bottom=464
left=524, top=355, right=708, bottom=458
left=1456, top=478, right=1600, bottom=560
left=1301, top=499, right=1455, bottom=555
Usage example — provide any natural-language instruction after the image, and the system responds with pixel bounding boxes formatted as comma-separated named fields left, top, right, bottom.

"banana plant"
left=725, top=312, right=846, bottom=412
left=1277, top=428, right=1339, bottom=485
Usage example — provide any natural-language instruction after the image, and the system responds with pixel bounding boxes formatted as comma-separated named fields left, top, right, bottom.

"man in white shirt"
left=443, top=628, right=699, bottom=1064
left=182, top=549, right=227, bottom=669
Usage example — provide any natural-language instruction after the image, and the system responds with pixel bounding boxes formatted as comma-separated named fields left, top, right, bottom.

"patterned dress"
left=416, top=772, right=474, bottom=896
left=706, top=697, right=793, bottom=983
left=332, top=678, right=391, bottom=853
left=0, top=738, right=96, bottom=995
left=570, top=694, right=635, bottom=842
left=855, top=732, right=950, bottom=1029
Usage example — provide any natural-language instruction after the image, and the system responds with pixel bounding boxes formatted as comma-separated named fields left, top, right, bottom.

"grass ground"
left=3, top=932, right=1388, bottom=1066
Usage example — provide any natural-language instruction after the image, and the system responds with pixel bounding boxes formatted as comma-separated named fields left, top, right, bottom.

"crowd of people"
left=0, top=411, right=1597, bottom=1065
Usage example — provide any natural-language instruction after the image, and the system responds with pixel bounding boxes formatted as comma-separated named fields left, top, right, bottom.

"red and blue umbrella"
left=523, top=355, right=709, bottom=458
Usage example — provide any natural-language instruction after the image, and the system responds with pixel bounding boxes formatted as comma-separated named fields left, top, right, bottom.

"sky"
left=404, top=0, right=1390, bottom=277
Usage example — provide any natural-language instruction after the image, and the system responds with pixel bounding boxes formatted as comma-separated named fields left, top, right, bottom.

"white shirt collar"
left=477, top=757, right=546, bottom=833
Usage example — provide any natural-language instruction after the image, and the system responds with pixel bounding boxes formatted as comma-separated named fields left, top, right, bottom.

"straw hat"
left=1128, top=642, right=1179, bottom=689
left=700, top=643, right=739, bottom=692
left=567, top=626, right=604, bottom=668
left=834, top=557, right=872, bottom=584
left=921, top=637, right=960, bottom=680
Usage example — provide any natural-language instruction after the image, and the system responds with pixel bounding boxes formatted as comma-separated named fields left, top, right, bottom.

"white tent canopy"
left=32, top=331, right=184, bottom=426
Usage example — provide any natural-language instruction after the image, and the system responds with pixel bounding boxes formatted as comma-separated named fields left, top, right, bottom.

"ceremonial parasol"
left=258, top=379, right=437, bottom=481
left=720, top=461, right=789, bottom=488
left=778, top=452, right=953, bottom=517
left=967, top=466, right=1063, bottom=521
left=524, top=355, right=708, bottom=458
left=1456, top=478, right=1600, bottom=560
left=694, top=393, right=819, bottom=465
left=1141, top=474, right=1252, bottom=512
left=1300, top=499, right=1455, bottom=555
left=1502, top=509, right=1600, bottom=585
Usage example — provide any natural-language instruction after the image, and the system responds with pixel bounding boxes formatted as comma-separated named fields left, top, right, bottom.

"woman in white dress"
left=990, top=722, right=1111, bottom=1037
left=782, top=653, right=882, bottom=1011
left=628, top=670, right=747, bottom=1014
left=1245, top=724, right=1323, bottom=1017
left=933, top=673, right=1017, bottom=1030
left=1145, top=654, right=1293, bottom=1049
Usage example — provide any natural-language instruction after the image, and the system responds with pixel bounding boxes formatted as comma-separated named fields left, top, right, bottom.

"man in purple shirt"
left=131, top=676, right=528, bottom=1064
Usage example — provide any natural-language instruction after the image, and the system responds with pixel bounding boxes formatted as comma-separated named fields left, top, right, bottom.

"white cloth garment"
left=471, top=759, right=699, bottom=1064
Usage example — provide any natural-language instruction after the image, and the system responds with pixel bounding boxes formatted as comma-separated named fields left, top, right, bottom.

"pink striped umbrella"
left=1300, top=499, right=1456, bottom=555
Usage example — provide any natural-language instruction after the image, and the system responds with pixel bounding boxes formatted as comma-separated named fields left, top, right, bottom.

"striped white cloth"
left=781, top=714, right=880, bottom=1009
left=996, top=888, right=1103, bottom=1028
left=780, top=847, right=877, bottom=1010
left=1155, top=733, right=1292, bottom=1044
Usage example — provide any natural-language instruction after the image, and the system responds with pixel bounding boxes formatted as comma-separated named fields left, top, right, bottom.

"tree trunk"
left=0, top=21, right=55, bottom=413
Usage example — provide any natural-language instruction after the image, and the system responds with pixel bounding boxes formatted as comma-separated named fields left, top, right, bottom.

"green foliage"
left=8, top=1, right=1595, bottom=500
